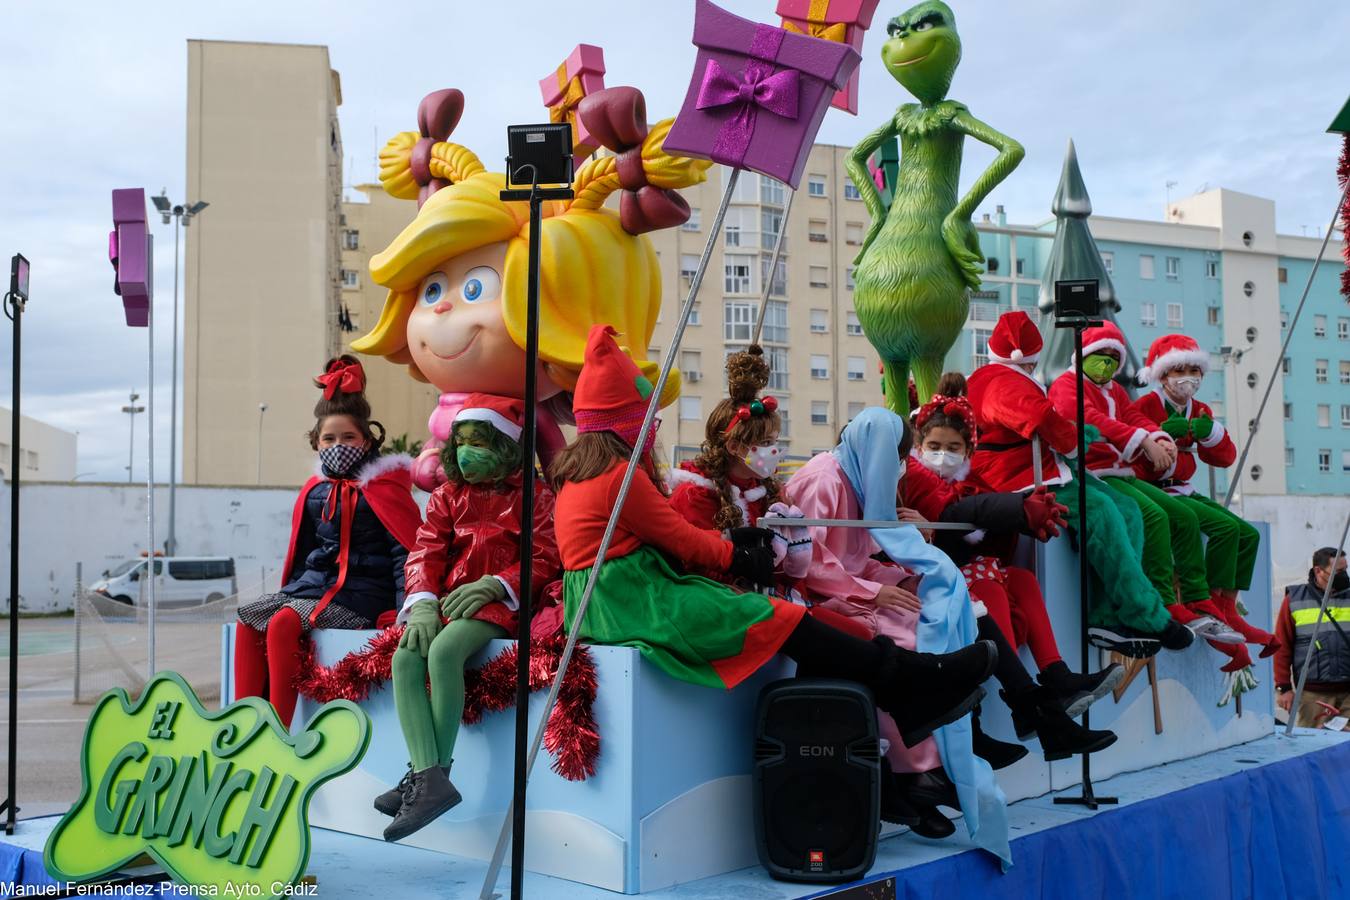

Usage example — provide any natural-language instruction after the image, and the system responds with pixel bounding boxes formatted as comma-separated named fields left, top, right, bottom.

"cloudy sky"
left=1, top=0, right=1347, bottom=481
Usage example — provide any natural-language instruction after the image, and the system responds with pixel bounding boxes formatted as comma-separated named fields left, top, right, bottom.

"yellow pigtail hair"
left=569, top=118, right=711, bottom=212
left=378, top=135, right=488, bottom=201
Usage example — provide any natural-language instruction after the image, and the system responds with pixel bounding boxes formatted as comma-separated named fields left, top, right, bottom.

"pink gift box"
left=110, top=188, right=152, bottom=328
left=539, top=43, right=607, bottom=167
left=664, top=0, right=860, bottom=189
left=776, top=0, right=882, bottom=114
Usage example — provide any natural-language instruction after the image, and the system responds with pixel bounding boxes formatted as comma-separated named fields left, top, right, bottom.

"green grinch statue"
left=846, top=1, right=1023, bottom=414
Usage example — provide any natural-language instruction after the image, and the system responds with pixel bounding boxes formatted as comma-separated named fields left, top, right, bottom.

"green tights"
left=392, top=617, right=505, bottom=772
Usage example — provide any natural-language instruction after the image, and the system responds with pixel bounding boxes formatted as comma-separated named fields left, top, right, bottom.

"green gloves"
left=442, top=575, right=508, bottom=622
left=1082, top=424, right=1103, bottom=445
left=1160, top=413, right=1191, bottom=440
left=399, top=600, right=442, bottom=657
left=1190, top=415, right=1215, bottom=441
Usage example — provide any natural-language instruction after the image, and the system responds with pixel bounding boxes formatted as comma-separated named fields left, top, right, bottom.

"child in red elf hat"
left=551, top=325, right=998, bottom=750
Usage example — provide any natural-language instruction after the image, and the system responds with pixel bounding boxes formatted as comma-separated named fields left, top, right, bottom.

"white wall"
left=0, top=406, right=77, bottom=482
left=1245, top=493, right=1350, bottom=611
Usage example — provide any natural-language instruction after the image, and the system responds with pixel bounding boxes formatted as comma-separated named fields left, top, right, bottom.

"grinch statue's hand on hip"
left=941, top=213, right=983, bottom=288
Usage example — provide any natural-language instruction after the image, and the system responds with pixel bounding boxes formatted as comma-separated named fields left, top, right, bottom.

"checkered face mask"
left=319, top=442, right=366, bottom=478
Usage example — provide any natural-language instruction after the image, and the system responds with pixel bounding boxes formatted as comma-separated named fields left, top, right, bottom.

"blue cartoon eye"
left=419, top=273, right=450, bottom=306
left=459, top=266, right=501, bottom=304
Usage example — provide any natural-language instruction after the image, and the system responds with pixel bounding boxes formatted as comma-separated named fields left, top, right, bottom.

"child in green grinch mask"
left=377, top=394, right=561, bottom=843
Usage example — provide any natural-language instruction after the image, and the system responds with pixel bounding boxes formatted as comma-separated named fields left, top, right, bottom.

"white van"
left=91, top=557, right=237, bottom=607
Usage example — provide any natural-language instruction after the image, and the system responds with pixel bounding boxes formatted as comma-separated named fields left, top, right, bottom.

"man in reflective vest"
left=1275, top=547, right=1350, bottom=727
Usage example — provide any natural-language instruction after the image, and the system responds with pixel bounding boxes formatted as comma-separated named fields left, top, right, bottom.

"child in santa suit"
left=234, top=357, right=422, bottom=727
left=377, top=394, right=562, bottom=843
left=1131, top=334, right=1276, bottom=657
left=967, top=312, right=1194, bottom=658
left=910, top=378, right=1124, bottom=726
left=552, top=325, right=997, bottom=762
left=1048, top=322, right=1251, bottom=672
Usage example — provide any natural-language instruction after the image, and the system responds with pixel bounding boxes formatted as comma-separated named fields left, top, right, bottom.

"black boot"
left=383, top=764, right=463, bottom=842
left=897, top=769, right=960, bottom=810
left=909, top=803, right=956, bottom=840
left=872, top=638, right=997, bottom=748
left=1002, top=686, right=1117, bottom=762
left=878, top=758, right=919, bottom=827
left=971, top=707, right=1028, bottom=770
left=1038, top=661, right=1125, bottom=718
left=373, top=762, right=414, bottom=817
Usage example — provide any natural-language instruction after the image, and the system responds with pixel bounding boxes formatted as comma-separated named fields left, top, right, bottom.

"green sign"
left=44, top=671, right=369, bottom=894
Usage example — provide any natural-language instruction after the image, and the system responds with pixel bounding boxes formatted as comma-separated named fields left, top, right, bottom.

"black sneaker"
left=873, top=638, right=997, bottom=748
left=1088, top=624, right=1162, bottom=659
left=373, top=763, right=415, bottom=817
left=383, top=765, right=463, bottom=843
left=1156, top=618, right=1197, bottom=651
left=1038, top=662, right=1125, bottom=719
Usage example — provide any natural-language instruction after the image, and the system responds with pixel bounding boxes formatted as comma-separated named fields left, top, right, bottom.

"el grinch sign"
left=44, top=672, right=369, bottom=894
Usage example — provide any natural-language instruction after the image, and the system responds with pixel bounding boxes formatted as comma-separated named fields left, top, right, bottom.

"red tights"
left=233, top=606, right=304, bottom=727
left=968, top=566, right=1062, bottom=671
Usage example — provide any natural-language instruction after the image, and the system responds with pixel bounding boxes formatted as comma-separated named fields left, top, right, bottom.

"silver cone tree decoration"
left=1036, top=139, right=1141, bottom=385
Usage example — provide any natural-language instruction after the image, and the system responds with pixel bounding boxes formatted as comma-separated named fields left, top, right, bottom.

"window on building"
left=1100, top=251, right=1114, bottom=275
left=343, top=230, right=359, bottom=251
left=1278, top=267, right=1288, bottom=284
left=1139, top=255, right=1155, bottom=280
left=1316, top=359, right=1329, bottom=383
left=1165, top=256, right=1180, bottom=280
left=1283, top=356, right=1292, bottom=375
left=760, top=177, right=786, bottom=206
left=724, top=301, right=755, bottom=341
left=1205, top=259, right=1218, bottom=279
left=682, top=207, right=701, bottom=231
left=1318, top=449, right=1331, bottom=473
left=681, top=350, right=702, bottom=382
left=1314, top=314, right=1328, bottom=338
left=846, top=311, right=863, bottom=336
left=340, top=269, right=359, bottom=288
left=847, top=356, right=866, bottom=382
left=767, top=346, right=790, bottom=391
left=847, top=401, right=866, bottom=420
left=845, top=267, right=855, bottom=291
left=778, top=406, right=791, bottom=438
left=689, top=303, right=702, bottom=326
left=810, top=354, right=830, bottom=379
left=1342, top=404, right=1350, bottom=428
left=731, top=174, right=760, bottom=204
left=1281, top=310, right=1289, bottom=330
left=809, top=266, right=829, bottom=288
left=24, top=450, right=38, bottom=471
left=1140, top=302, right=1157, bottom=327
left=724, top=254, right=754, bottom=294
left=760, top=254, right=787, bottom=297
left=1344, top=450, right=1350, bottom=473
left=1341, top=361, right=1350, bottom=384
left=680, top=254, right=699, bottom=283
left=807, top=175, right=827, bottom=197
left=845, top=222, right=864, bottom=245
left=1340, top=318, right=1350, bottom=341
left=1013, top=258, right=1025, bottom=276
left=811, top=401, right=830, bottom=425
left=843, top=179, right=862, bottom=201
left=1210, top=400, right=1225, bottom=418
left=1318, top=404, right=1331, bottom=428
left=1284, top=402, right=1293, bottom=421
left=972, top=327, right=993, bottom=368
left=810, top=308, right=829, bottom=333
left=1207, top=307, right=1220, bottom=326
left=1167, top=303, right=1183, bottom=328
left=763, top=300, right=789, bottom=343
left=1285, top=447, right=1295, bottom=467
left=762, top=208, right=784, bottom=247
left=724, top=224, right=742, bottom=247
left=679, top=396, right=702, bottom=421
left=808, top=219, right=828, bottom=242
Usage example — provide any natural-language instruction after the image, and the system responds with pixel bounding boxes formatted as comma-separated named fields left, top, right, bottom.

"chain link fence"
left=72, top=563, right=276, bottom=705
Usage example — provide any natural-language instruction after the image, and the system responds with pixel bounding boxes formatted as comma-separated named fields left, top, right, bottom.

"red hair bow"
left=724, top=395, right=778, bottom=433
left=915, top=393, right=978, bottom=442
left=317, top=360, right=366, bottom=399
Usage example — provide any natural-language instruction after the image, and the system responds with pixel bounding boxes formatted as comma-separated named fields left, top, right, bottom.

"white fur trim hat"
left=1138, top=333, right=1210, bottom=385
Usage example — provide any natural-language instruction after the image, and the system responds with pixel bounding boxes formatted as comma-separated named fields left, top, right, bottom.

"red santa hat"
left=452, top=393, right=524, bottom=442
left=1080, top=320, right=1128, bottom=359
left=987, top=311, right=1043, bottom=365
left=573, top=324, right=657, bottom=446
left=1138, top=333, right=1210, bottom=385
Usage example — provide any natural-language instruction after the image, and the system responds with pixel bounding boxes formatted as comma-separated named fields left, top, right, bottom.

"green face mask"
left=456, top=445, right=504, bottom=484
left=1082, top=353, right=1120, bottom=384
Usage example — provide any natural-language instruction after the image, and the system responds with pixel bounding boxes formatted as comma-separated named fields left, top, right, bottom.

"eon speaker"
left=753, top=678, right=880, bottom=883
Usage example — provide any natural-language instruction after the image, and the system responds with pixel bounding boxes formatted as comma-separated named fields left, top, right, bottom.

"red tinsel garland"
left=292, top=626, right=600, bottom=781
left=1339, top=134, right=1350, bottom=305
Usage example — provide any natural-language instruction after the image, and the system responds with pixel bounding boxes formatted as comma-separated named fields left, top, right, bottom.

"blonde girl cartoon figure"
left=352, top=87, right=712, bottom=490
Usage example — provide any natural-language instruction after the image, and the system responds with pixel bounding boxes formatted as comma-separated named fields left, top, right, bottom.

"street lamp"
left=257, top=402, right=268, bottom=485
left=150, top=191, right=208, bottom=556
left=120, top=391, right=144, bottom=483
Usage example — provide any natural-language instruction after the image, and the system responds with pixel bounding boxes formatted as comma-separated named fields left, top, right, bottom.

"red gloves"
left=1023, top=488, right=1068, bottom=542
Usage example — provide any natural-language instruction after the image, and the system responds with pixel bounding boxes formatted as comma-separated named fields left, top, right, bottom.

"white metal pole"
left=147, top=266, right=157, bottom=679
left=167, top=215, right=180, bottom=557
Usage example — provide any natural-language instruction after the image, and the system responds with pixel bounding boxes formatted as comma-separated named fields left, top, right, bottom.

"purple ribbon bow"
left=694, top=43, right=800, bottom=168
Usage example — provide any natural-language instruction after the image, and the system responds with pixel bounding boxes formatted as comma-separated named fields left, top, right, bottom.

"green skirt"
left=563, top=545, right=805, bottom=690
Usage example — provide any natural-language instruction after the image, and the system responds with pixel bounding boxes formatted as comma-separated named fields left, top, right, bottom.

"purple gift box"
left=664, top=0, right=860, bottom=190
left=110, top=188, right=152, bottom=327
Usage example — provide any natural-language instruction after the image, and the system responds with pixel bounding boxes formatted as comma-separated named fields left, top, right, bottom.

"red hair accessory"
left=724, top=395, right=779, bottom=433
left=915, top=393, right=978, bottom=443
left=317, top=360, right=366, bottom=399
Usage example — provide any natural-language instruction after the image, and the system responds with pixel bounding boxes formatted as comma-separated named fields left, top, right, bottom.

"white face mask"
left=1166, top=375, right=1201, bottom=399
left=742, top=443, right=781, bottom=479
left=921, top=449, right=965, bottom=479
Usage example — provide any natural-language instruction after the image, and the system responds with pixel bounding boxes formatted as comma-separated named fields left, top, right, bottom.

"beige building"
left=646, top=148, right=884, bottom=462
left=183, top=40, right=344, bottom=486
left=0, top=408, right=77, bottom=482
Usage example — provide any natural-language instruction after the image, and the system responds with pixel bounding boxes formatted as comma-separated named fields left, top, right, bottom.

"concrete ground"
left=0, top=609, right=228, bottom=818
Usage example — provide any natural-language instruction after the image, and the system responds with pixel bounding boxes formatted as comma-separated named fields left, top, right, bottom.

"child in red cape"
left=234, top=357, right=422, bottom=726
